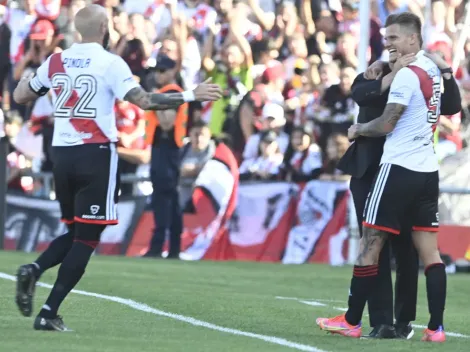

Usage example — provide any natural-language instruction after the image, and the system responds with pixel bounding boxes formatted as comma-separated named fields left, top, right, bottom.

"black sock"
left=425, top=263, right=446, bottom=331
left=39, top=241, right=95, bottom=319
left=33, top=232, right=74, bottom=278
left=345, top=265, right=379, bottom=326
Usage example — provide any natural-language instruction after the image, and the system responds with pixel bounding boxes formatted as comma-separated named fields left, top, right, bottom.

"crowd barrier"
left=4, top=179, right=470, bottom=264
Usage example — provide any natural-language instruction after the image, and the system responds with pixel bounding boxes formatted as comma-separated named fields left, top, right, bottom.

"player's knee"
left=420, top=250, right=442, bottom=268
left=74, top=223, right=106, bottom=247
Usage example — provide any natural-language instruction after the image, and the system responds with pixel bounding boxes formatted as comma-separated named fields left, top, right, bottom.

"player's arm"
left=356, top=103, right=406, bottom=137
left=440, top=74, right=461, bottom=115
left=350, top=73, right=382, bottom=106
left=13, top=57, right=51, bottom=105
left=111, top=57, right=222, bottom=110
left=424, top=52, right=461, bottom=115
left=123, top=86, right=188, bottom=110
left=124, top=80, right=222, bottom=111
left=352, top=68, right=415, bottom=138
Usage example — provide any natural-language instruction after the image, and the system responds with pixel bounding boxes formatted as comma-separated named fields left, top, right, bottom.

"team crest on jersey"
left=90, top=205, right=100, bottom=215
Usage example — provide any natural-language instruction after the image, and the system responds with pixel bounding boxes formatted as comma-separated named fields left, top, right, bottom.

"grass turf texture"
left=0, top=250, right=468, bottom=352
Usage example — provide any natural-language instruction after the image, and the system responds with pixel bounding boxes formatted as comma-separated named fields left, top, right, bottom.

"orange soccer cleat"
left=421, top=326, right=446, bottom=342
left=316, top=314, right=362, bottom=338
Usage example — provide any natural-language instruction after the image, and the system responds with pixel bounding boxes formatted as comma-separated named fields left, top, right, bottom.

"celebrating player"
left=13, top=4, right=222, bottom=332
left=316, top=13, right=446, bottom=343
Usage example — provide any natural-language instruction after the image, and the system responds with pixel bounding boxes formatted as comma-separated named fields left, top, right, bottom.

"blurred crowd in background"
left=1, top=0, right=470, bottom=198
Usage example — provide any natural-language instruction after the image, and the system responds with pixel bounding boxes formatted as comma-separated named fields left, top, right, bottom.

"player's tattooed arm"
left=124, top=86, right=185, bottom=111
left=358, top=103, right=406, bottom=137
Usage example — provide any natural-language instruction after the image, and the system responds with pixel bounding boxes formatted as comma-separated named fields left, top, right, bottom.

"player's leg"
left=33, top=143, right=119, bottom=331
left=412, top=230, right=446, bottom=342
left=391, top=223, right=419, bottom=339
left=34, top=222, right=106, bottom=331
left=350, top=174, right=395, bottom=337
left=410, top=171, right=446, bottom=342
left=317, top=163, right=404, bottom=338
left=15, top=149, right=75, bottom=317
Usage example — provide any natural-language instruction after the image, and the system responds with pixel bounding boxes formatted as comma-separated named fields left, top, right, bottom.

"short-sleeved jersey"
left=381, top=50, right=441, bottom=173
left=29, top=42, right=140, bottom=147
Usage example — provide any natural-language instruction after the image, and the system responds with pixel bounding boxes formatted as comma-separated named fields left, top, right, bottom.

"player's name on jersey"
left=63, top=58, right=91, bottom=69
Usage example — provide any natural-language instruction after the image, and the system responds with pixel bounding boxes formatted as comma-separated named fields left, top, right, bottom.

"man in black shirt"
left=338, top=52, right=461, bottom=339
left=316, top=66, right=357, bottom=150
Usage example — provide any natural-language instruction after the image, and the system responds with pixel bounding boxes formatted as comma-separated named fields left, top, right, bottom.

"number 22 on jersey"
left=52, top=73, right=97, bottom=119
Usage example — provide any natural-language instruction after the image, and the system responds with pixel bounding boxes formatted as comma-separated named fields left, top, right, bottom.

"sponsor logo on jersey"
left=390, top=91, right=404, bottom=99
left=59, top=131, right=93, bottom=143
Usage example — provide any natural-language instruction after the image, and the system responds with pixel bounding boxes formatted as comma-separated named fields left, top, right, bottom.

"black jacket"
left=338, top=69, right=462, bottom=179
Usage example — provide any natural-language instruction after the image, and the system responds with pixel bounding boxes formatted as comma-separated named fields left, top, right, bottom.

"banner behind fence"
left=4, top=181, right=470, bottom=263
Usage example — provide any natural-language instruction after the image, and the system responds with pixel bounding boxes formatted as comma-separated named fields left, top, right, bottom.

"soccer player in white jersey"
left=12, top=4, right=222, bottom=332
left=316, top=13, right=446, bottom=342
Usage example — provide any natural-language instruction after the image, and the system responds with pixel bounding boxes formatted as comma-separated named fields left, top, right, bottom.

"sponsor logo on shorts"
left=82, top=214, right=106, bottom=220
left=82, top=205, right=103, bottom=220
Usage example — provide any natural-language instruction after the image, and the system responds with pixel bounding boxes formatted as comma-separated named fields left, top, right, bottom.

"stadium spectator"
left=201, top=8, right=254, bottom=136
left=227, top=59, right=285, bottom=162
left=314, top=66, right=357, bottom=150
left=281, top=126, right=322, bottom=182
left=4, top=110, right=33, bottom=193
left=13, top=19, right=56, bottom=82
left=115, top=13, right=150, bottom=82
left=320, top=132, right=350, bottom=181
left=242, top=102, right=289, bottom=161
left=180, top=121, right=215, bottom=180
left=179, top=120, right=215, bottom=204
left=143, top=63, right=189, bottom=257
left=239, top=130, right=283, bottom=181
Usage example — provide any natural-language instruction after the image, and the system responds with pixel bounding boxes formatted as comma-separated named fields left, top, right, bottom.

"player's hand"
left=348, top=124, right=362, bottom=140
left=424, top=52, right=450, bottom=71
left=364, top=61, right=387, bottom=80
left=392, top=53, right=416, bottom=73
left=193, top=78, right=223, bottom=102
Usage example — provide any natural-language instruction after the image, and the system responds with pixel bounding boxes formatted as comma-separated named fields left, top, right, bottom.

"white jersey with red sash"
left=28, top=42, right=139, bottom=146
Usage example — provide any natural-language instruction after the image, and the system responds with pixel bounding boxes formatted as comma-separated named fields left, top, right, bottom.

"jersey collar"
left=71, top=42, right=103, bottom=50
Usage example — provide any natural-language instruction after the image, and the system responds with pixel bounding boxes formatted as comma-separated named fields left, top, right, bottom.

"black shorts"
left=52, top=143, right=120, bottom=225
left=362, top=163, right=439, bottom=235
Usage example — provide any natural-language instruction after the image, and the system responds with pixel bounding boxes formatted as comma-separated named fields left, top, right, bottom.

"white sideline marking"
left=276, top=296, right=344, bottom=303
left=275, top=296, right=470, bottom=339
left=0, top=273, right=327, bottom=352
